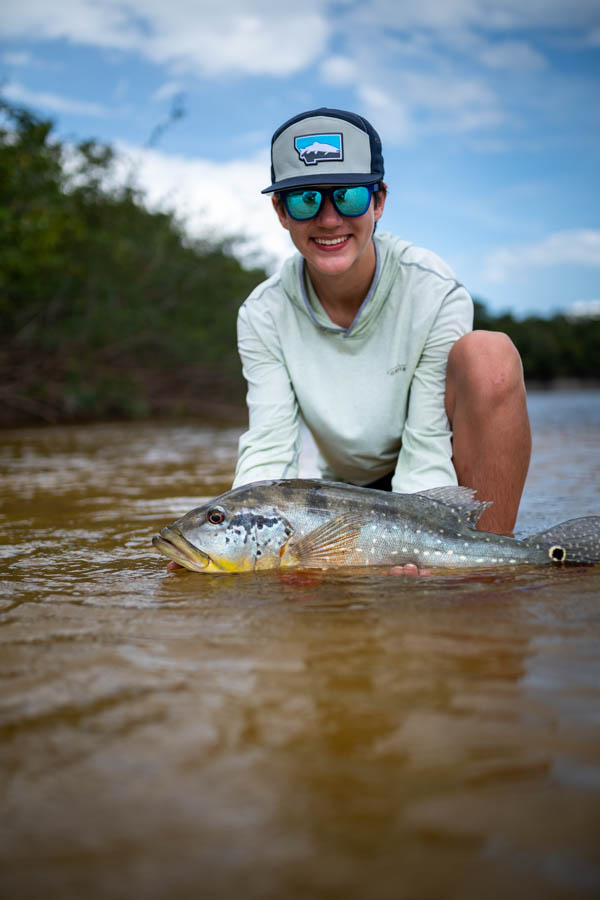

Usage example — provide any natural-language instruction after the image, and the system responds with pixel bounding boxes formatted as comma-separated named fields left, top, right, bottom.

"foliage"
left=0, top=98, right=266, bottom=423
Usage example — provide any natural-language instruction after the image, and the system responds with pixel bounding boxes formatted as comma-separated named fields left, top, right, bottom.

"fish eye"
left=207, top=508, right=225, bottom=525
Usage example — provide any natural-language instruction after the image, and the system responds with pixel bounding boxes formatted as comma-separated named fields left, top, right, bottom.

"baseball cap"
left=262, top=107, right=384, bottom=194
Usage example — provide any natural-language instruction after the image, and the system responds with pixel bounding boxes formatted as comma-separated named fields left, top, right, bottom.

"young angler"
left=232, top=108, right=531, bottom=566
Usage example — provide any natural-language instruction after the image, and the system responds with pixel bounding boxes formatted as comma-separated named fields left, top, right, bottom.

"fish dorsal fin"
left=280, top=513, right=364, bottom=567
left=416, top=485, right=493, bottom=526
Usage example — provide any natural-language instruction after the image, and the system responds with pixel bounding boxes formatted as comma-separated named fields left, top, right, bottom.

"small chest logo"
left=387, top=364, right=407, bottom=376
left=294, top=133, right=343, bottom=166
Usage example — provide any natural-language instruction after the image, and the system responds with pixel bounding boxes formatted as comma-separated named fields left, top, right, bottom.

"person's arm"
left=392, top=283, right=473, bottom=493
left=232, top=303, right=301, bottom=488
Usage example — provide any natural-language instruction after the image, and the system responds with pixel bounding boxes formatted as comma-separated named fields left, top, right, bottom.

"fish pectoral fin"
left=280, top=513, right=364, bottom=567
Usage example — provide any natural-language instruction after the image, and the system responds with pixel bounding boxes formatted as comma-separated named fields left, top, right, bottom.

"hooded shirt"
left=233, top=231, right=473, bottom=492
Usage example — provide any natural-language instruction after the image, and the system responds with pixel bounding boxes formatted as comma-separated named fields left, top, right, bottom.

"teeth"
left=314, top=236, right=348, bottom=246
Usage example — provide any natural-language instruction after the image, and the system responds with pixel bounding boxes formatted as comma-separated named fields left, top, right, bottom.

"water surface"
left=1, top=391, right=600, bottom=900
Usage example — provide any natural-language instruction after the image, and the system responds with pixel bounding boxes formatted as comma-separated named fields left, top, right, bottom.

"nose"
left=315, top=194, right=345, bottom=226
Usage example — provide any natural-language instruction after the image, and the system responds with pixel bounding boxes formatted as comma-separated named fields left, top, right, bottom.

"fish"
left=152, top=478, right=600, bottom=574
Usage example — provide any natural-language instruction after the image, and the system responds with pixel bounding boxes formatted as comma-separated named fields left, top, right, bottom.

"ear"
left=272, top=195, right=289, bottom=231
left=373, top=186, right=386, bottom=224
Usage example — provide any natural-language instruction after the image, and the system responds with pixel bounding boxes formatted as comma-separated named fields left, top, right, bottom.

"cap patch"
left=294, top=133, right=343, bottom=166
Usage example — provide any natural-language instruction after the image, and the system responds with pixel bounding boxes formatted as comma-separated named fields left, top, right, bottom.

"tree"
left=0, top=98, right=267, bottom=423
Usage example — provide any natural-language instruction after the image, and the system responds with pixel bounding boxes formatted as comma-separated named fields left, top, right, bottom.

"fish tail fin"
left=524, top=516, right=600, bottom=563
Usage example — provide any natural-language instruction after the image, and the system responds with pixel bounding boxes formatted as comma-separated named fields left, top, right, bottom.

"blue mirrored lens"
left=283, top=185, right=375, bottom=220
left=285, top=189, right=322, bottom=220
left=333, top=186, right=370, bottom=216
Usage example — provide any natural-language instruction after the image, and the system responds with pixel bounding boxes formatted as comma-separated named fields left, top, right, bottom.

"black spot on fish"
left=231, top=513, right=252, bottom=529
left=255, top=515, right=281, bottom=530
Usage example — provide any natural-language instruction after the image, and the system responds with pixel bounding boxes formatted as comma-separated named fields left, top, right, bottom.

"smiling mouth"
left=313, top=235, right=350, bottom=247
left=152, top=527, right=210, bottom=572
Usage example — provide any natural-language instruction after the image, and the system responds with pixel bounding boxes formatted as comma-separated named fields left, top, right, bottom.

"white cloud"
left=343, top=0, right=600, bottom=31
left=316, top=15, right=513, bottom=147
left=355, top=68, right=504, bottom=145
left=4, top=2, right=598, bottom=78
left=478, top=40, right=547, bottom=70
left=2, top=0, right=331, bottom=77
left=484, top=230, right=600, bottom=281
left=1, top=49, right=62, bottom=70
left=2, top=50, right=33, bottom=66
left=335, top=61, right=502, bottom=146
left=318, top=0, right=597, bottom=143
left=3, top=81, right=107, bottom=117
left=2, top=0, right=133, bottom=51
left=3, top=0, right=597, bottom=149
left=152, top=81, right=183, bottom=103
left=320, top=55, right=359, bottom=86
left=567, top=299, right=600, bottom=318
left=356, top=86, right=414, bottom=144
left=114, top=142, right=292, bottom=271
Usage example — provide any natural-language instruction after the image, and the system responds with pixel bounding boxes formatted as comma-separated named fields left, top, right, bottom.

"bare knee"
left=446, top=330, right=525, bottom=419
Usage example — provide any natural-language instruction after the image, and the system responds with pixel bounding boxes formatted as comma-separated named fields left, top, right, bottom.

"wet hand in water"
left=167, top=561, right=431, bottom=575
left=387, top=564, right=431, bottom=576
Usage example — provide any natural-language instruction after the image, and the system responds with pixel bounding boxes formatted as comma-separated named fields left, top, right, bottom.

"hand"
left=386, top=564, right=431, bottom=576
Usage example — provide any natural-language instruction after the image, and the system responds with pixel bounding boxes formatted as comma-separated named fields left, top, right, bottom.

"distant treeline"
left=473, top=301, right=600, bottom=385
left=0, top=98, right=266, bottom=425
left=1, top=98, right=598, bottom=426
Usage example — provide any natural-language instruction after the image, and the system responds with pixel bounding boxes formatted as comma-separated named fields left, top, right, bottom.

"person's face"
left=273, top=184, right=385, bottom=279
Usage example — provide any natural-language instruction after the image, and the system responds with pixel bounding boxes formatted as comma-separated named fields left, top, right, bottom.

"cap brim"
left=261, top=172, right=382, bottom=194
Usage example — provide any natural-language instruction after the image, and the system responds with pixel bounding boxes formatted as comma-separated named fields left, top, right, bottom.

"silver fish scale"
left=350, top=505, right=535, bottom=569
left=256, top=482, right=548, bottom=569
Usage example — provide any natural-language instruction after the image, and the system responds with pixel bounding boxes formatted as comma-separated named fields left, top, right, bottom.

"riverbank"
left=1, top=362, right=599, bottom=429
left=0, top=356, right=248, bottom=428
left=525, top=378, right=600, bottom=391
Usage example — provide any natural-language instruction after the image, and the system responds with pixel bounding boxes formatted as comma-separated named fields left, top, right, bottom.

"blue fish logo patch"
left=294, top=133, right=343, bottom=166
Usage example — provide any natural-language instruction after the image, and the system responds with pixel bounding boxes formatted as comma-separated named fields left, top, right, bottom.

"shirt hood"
left=278, top=233, right=413, bottom=338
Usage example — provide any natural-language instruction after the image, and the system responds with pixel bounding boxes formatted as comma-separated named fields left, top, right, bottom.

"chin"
left=311, top=250, right=357, bottom=274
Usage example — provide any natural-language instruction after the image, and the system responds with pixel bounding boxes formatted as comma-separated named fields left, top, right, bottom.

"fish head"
left=152, top=495, right=294, bottom=573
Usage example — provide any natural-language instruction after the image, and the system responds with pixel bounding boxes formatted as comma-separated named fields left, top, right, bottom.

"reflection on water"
left=1, top=392, right=600, bottom=900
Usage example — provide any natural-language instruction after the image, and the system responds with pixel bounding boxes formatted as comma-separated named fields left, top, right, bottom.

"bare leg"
left=446, top=331, right=531, bottom=535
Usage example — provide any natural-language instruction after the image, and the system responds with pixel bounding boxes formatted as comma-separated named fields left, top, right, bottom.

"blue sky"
left=2, top=0, right=600, bottom=317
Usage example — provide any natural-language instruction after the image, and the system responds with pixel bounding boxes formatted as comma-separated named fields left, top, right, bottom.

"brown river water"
left=1, top=390, right=600, bottom=900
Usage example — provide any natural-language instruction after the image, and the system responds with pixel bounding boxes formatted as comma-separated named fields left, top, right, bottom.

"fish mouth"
left=152, top=526, right=211, bottom=572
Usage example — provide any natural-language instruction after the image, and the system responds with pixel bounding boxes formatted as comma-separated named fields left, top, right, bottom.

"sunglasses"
left=282, top=184, right=379, bottom=221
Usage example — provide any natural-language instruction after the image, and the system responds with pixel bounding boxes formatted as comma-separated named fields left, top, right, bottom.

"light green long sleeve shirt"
left=233, top=232, right=473, bottom=492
